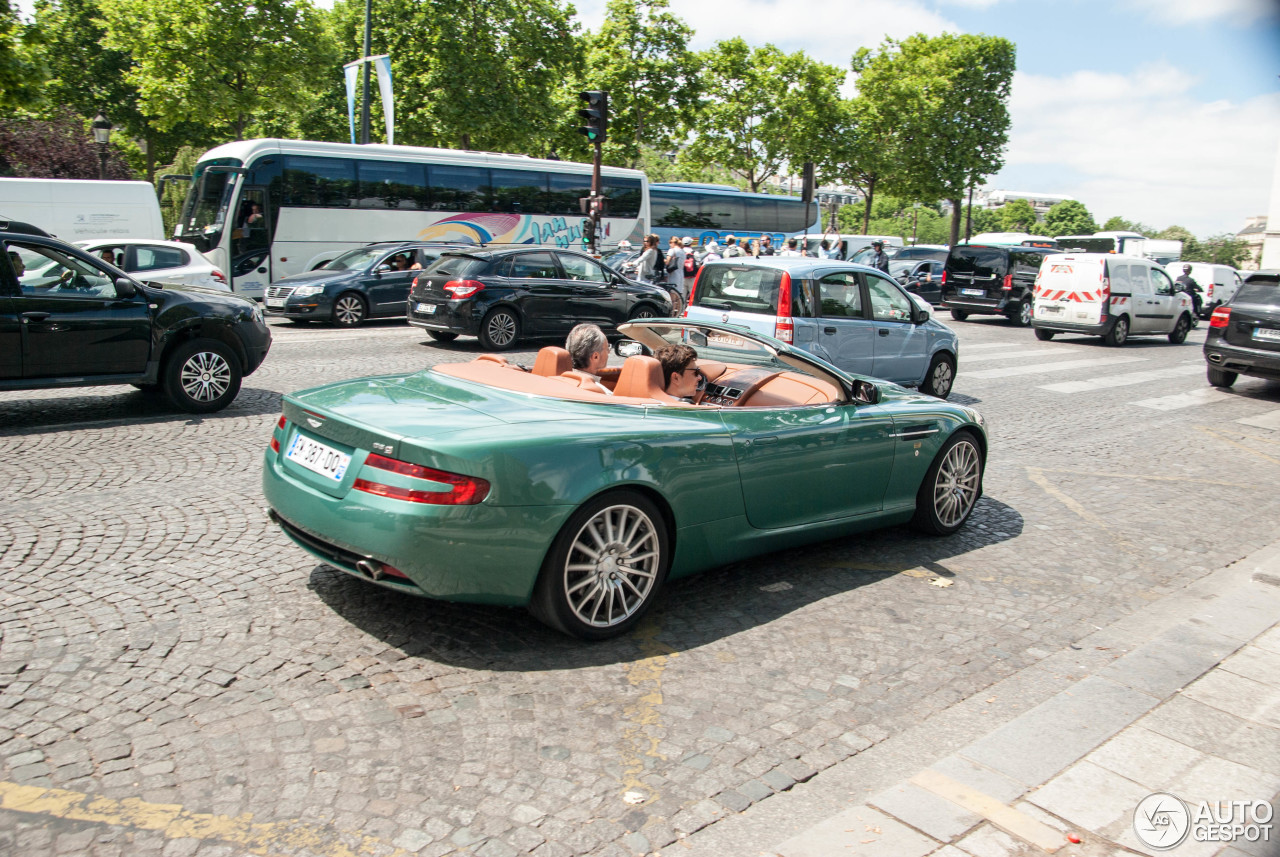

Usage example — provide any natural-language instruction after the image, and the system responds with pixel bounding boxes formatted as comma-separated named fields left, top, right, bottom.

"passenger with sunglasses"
left=655, top=344, right=701, bottom=403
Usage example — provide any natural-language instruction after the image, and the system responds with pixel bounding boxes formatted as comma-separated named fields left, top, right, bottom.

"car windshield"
left=324, top=247, right=390, bottom=272
left=1233, top=280, right=1279, bottom=306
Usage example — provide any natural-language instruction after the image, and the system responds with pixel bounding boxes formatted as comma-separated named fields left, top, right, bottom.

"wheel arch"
left=540, top=481, right=678, bottom=568
left=156, top=320, right=247, bottom=379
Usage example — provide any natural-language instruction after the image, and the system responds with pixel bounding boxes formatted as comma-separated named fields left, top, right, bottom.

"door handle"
left=20, top=312, right=50, bottom=322
left=823, top=327, right=837, bottom=335
left=878, top=328, right=890, bottom=336
left=755, top=436, right=778, bottom=445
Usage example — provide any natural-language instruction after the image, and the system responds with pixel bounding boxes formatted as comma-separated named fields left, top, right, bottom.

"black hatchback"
left=940, top=244, right=1055, bottom=326
left=264, top=242, right=464, bottom=327
left=1204, top=270, right=1280, bottom=388
left=406, top=247, right=673, bottom=350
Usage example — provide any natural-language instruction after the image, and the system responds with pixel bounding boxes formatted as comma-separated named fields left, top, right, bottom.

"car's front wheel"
left=332, top=292, right=367, bottom=327
left=630, top=303, right=660, bottom=321
left=478, top=307, right=520, bottom=350
left=950, top=309, right=969, bottom=321
left=1009, top=299, right=1033, bottom=327
left=920, top=352, right=955, bottom=399
left=163, top=338, right=242, bottom=413
left=530, top=490, right=670, bottom=640
left=911, top=431, right=983, bottom=536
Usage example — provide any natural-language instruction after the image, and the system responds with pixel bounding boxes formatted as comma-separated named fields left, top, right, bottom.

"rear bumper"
left=942, top=296, right=1015, bottom=314
left=406, top=299, right=478, bottom=334
left=1032, top=317, right=1114, bottom=336
left=1204, top=339, right=1280, bottom=380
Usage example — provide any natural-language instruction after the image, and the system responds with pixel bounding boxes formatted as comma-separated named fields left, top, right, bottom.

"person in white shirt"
left=565, top=324, right=612, bottom=395
left=665, top=236, right=686, bottom=299
left=779, top=238, right=803, bottom=257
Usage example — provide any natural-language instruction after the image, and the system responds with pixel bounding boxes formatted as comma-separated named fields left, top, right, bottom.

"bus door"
left=230, top=187, right=272, bottom=300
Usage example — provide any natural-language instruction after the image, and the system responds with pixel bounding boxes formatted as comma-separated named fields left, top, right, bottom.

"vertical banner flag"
left=373, top=55, right=394, bottom=145
left=342, top=61, right=360, bottom=145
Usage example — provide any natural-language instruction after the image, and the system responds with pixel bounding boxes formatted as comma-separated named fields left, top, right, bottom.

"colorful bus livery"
left=172, top=139, right=648, bottom=299
left=649, top=182, right=820, bottom=248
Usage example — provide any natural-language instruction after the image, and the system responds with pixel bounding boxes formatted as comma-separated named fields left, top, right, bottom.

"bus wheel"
left=332, top=293, right=367, bottom=327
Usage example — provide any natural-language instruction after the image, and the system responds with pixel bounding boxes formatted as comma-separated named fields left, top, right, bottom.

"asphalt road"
left=2, top=312, right=1279, bottom=856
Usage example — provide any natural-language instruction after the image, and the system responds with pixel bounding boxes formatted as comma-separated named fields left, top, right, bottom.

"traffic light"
left=577, top=91, right=608, bottom=144
left=581, top=219, right=592, bottom=245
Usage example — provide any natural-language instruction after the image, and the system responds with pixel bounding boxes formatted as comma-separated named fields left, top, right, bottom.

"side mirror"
left=912, top=307, right=929, bottom=324
left=114, top=277, right=137, bottom=298
left=615, top=339, right=649, bottom=357
left=852, top=379, right=879, bottom=404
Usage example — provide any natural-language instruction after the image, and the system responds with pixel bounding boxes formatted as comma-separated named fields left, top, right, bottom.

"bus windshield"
left=177, top=158, right=241, bottom=251
left=1058, top=237, right=1117, bottom=254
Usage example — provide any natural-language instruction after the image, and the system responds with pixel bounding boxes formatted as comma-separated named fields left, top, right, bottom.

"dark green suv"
left=1, top=225, right=272, bottom=412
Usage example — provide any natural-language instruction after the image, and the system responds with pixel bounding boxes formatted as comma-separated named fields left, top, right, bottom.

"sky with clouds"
left=18, top=0, right=1279, bottom=235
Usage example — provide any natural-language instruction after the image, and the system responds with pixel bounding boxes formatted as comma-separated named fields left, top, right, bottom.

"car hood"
left=274, top=269, right=355, bottom=286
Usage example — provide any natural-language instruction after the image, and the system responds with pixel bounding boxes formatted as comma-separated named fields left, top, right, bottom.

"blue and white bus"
left=171, top=139, right=649, bottom=299
left=649, top=182, right=820, bottom=249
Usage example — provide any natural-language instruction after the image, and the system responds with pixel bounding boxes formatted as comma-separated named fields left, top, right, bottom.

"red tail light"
left=412, top=275, right=419, bottom=289
left=211, top=270, right=226, bottom=283
left=270, top=414, right=286, bottom=452
left=356, top=454, right=490, bottom=505
left=277, top=415, right=287, bottom=430
left=940, top=270, right=947, bottom=286
left=774, top=271, right=794, bottom=343
left=444, top=280, right=484, bottom=299
left=270, top=437, right=280, bottom=452
left=1209, top=307, right=1231, bottom=328
left=1001, top=274, right=1013, bottom=291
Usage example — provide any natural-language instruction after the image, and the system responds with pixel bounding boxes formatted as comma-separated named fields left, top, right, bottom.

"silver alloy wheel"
left=1113, top=317, right=1128, bottom=345
left=632, top=307, right=656, bottom=319
left=486, top=312, right=517, bottom=347
left=563, top=503, right=660, bottom=628
left=932, top=439, right=981, bottom=528
left=334, top=295, right=365, bottom=325
left=179, top=350, right=233, bottom=403
left=1017, top=300, right=1032, bottom=325
left=930, top=358, right=954, bottom=397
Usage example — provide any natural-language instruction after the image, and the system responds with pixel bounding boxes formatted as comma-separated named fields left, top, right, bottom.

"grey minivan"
left=683, top=257, right=960, bottom=398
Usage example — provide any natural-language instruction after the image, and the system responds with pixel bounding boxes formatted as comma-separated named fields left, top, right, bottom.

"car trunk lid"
left=1222, top=282, right=1280, bottom=351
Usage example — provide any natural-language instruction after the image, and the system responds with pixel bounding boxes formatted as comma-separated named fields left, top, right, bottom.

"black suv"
left=2, top=228, right=271, bottom=412
left=1204, top=270, right=1280, bottom=388
left=264, top=241, right=466, bottom=327
left=941, top=244, right=1055, bottom=326
left=407, top=246, right=673, bottom=350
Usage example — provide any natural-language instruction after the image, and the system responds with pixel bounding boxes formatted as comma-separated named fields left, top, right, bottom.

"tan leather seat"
left=561, top=369, right=611, bottom=395
left=532, top=346, right=572, bottom=377
left=613, top=356, right=678, bottom=401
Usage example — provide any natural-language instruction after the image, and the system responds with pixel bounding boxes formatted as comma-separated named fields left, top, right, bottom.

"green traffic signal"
left=577, top=90, right=609, bottom=144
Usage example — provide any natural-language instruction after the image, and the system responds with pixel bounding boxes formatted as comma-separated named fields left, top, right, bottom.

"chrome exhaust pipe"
left=355, top=559, right=385, bottom=581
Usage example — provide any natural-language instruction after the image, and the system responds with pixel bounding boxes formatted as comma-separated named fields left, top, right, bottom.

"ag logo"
left=1134, top=793, right=1191, bottom=850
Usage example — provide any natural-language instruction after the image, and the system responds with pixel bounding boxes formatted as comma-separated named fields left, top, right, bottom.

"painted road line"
left=956, top=342, right=1028, bottom=352
left=1237, top=410, right=1280, bottom=431
left=965, top=356, right=1147, bottom=380
left=0, top=780, right=410, bottom=857
left=1132, top=386, right=1237, bottom=411
left=962, top=348, right=1081, bottom=363
left=1039, top=363, right=1205, bottom=393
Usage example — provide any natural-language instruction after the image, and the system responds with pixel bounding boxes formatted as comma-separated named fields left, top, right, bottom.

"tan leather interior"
left=613, top=356, right=679, bottom=401
left=532, top=346, right=572, bottom=377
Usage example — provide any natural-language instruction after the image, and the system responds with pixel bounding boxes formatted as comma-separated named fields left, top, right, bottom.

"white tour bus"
left=1057, top=231, right=1183, bottom=266
left=171, top=139, right=649, bottom=300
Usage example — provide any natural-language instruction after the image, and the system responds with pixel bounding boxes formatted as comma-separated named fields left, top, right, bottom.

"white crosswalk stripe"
left=1039, top=363, right=1204, bottom=393
left=959, top=342, right=1029, bottom=352
left=1132, top=387, right=1237, bottom=411
left=1237, top=410, right=1280, bottom=430
left=964, top=356, right=1147, bottom=380
left=963, top=348, right=1079, bottom=363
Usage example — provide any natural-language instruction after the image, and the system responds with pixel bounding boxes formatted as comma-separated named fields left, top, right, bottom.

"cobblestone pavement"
left=2, top=315, right=1279, bottom=856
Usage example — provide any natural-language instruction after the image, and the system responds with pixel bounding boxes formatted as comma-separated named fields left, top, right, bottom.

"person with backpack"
left=682, top=237, right=698, bottom=280
left=722, top=236, right=745, bottom=258
left=665, top=236, right=686, bottom=300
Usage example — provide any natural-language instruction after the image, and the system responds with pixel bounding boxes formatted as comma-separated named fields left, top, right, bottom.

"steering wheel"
left=692, top=368, right=709, bottom=405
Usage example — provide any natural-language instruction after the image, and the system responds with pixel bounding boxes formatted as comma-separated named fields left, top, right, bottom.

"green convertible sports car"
left=263, top=320, right=987, bottom=640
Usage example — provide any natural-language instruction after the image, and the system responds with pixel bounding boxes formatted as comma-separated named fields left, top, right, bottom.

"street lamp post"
left=91, top=113, right=113, bottom=180
left=912, top=202, right=921, bottom=245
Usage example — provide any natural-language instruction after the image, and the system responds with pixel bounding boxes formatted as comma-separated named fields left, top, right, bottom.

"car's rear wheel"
left=163, top=338, right=242, bottom=414
left=530, top=490, right=670, bottom=640
left=478, top=307, right=520, bottom=350
left=427, top=331, right=459, bottom=343
left=1009, top=299, right=1033, bottom=326
left=332, top=292, right=367, bottom=327
left=911, top=431, right=983, bottom=536
left=1168, top=313, right=1192, bottom=344
left=920, top=352, right=955, bottom=398
left=1207, top=367, right=1238, bottom=388
left=1035, top=328, right=1055, bottom=341
left=1104, top=316, right=1129, bottom=347
left=950, top=309, right=969, bottom=321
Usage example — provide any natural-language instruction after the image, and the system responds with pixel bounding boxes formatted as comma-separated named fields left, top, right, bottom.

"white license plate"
left=416, top=302, right=437, bottom=314
left=285, top=434, right=351, bottom=482
left=961, top=288, right=985, bottom=297
left=266, top=298, right=286, bottom=308
left=1041, top=305, right=1063, bottom=313
left=1253, top=327, right=1280, bottom=341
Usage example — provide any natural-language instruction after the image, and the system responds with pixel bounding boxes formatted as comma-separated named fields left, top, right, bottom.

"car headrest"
left=613, top=355, right=677, bottom=401
left=532, top=346, right=572, bottom=377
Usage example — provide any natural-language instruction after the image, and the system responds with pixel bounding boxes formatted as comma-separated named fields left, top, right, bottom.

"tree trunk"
left=145, top=138, right=156, bottom=184
left=461, top=133, right=472, bottom=150
left=861, top=177, right=876, bottom=234
left=949, top=198, right=962, bottom=246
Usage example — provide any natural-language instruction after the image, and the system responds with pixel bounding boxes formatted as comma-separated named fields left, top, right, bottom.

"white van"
left=0, top=178, right=165, bottom=242
left=1032, top=253, right=1196, bottom=346
left=1166, top=262, right=1242, bottom=317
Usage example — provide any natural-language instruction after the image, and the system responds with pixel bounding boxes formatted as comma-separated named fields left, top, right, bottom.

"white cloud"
left=1000, top=64, right=1280, bottom=234
left=1124, top=0, right=1278, bottom=25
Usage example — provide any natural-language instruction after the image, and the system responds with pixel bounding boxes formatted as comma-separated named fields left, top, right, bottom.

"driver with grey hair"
left=565, top=323, right=612, bottom=395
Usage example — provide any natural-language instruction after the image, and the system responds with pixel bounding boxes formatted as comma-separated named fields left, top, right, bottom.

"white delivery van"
left=1166, top=262, right=1242, bottom=317
left=1032, top=253, right=1196, bottom=347
left=0, top=178, right=165, bottom=241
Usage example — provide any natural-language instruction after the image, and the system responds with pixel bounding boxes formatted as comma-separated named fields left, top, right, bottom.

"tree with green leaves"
left=1101, top=215, right=1154, bottom=235
left=686, top=38, right=843, bottom=192
left=98, top=0, right=332, bottom=141
left=857, top=33, right=1016, bottom=245
left=1188, top=233, right=1250, bottom=267
left=571, top=0, right=697, bottom=168
left=821, top=96, right=903, bottom=234
left=998, top=198, right=1037, bottom=233
left=0, top=0, right=40, bottom=111
left=1042, top=200, right=1096, bottom=237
